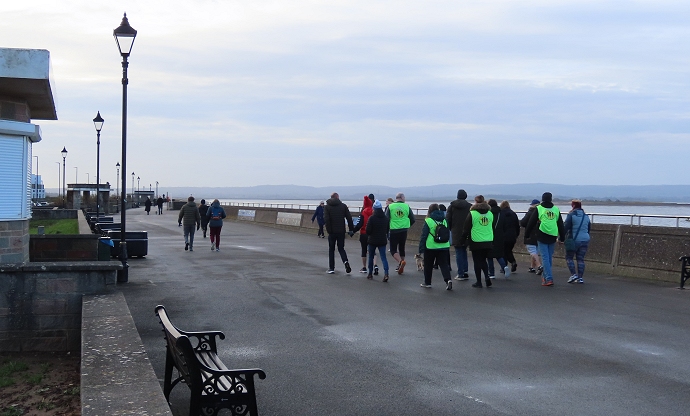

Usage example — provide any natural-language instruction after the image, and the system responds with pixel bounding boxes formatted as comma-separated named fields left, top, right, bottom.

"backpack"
left=211, top=207, right=222, bottom=221
left=432, top=221, right=450, bottom=244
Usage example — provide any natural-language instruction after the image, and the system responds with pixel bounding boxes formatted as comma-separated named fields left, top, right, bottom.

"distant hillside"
left=153, top=184, right=690, bottom=203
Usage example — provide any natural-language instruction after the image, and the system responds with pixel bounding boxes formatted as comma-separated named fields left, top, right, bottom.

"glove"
left=178, top=223, right=182, bottom=227
left=348, top=231, right=354, bottom=237
left=197, top=224, right=200, bottom=231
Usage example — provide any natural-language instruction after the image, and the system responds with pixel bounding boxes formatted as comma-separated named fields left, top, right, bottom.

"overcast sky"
left=6, top=1, right=690, bottom=191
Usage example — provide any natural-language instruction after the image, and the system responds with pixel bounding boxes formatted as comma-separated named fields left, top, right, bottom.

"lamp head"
left=93, top=111, right=104, bottom=132
left=61, top=147, right=68, bottom=159
left=114, top=13, right=137, bottom=56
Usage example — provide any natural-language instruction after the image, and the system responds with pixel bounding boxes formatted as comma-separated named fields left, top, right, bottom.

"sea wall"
left=222, top=205, right=688, bottom=283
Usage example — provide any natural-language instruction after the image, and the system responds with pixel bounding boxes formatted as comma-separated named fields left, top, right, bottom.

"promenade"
left=119, top=208, right=690, bottom=416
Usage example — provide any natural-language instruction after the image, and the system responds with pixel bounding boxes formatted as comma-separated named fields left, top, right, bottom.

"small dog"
left=414, top=253, right=424, bottom=271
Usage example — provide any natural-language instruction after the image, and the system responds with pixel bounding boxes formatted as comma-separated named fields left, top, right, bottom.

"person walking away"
left=365, top=200, right=390, bottom=281
left=311, top=201, right=326, bottom=238
left=144, top=197, right=152, bottom=215
left=387, top=193, right=415, bottom=274
left=198, top=199, right=210, bottom=238
left=178, top=196, right=200, bottom=251
left=418, top=204, right=452, bottom=290
left=564, top=200, right=591, bottom=284
left=520, top=199, right=542, bottom=274
left=353, top=196, right=379, bottom=275
left=500, top=200, right=521, bottom=274
left=525, top=192, right=565, bottom=286
left=206, top=199, right=227, bottom=251
left=447, top=189, right=472, bottom=281
left=324, top=192, right=355, bottom=274
left=486, top=199, right=507, bottom=278
left=460, top=195, right=494, bottom=288
left=156, top=196, right=164, bottom=215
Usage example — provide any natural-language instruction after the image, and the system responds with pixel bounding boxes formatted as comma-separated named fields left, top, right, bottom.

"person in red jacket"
left=353, top=196, right=379, bottom=275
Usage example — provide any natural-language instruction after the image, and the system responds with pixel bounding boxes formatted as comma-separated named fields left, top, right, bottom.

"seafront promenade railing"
left=225, top=202, right=690, bottom=228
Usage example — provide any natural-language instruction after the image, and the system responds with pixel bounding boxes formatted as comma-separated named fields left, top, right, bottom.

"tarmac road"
left=119, top=207, right=690, bottom=416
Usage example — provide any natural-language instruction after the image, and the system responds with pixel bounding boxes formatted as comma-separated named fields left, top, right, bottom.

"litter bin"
left=98, top=237, right=114, bottom=260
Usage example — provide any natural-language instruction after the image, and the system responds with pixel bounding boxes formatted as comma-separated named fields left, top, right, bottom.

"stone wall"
left=30, top=234, right=100, bottom=262
left=0, top=261, right=121, bottom=352
left=31, top=209, right=78, bottom=220
left=0, top=220, right=29, bottom=264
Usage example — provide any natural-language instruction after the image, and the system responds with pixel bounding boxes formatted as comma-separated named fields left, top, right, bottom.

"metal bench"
left=155, top=305, right=266, bottom=416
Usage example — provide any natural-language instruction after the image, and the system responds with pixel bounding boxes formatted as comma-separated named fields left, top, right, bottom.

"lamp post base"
left=117, top=241, right=129, bottom=283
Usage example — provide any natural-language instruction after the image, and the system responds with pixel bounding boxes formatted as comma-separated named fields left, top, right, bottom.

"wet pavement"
left=119, top=207, right=690, bottom=416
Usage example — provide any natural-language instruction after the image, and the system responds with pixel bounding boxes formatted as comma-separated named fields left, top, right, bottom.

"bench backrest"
left=155, top=305, right=202, bottom=389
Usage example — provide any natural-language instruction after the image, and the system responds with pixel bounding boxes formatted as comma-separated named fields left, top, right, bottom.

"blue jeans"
left=368, top=244, right=389, bottom=275
left=537, top=241, right=556, bottom=281
left=566, top=242, right=589, bottom=278
left=455, top=246, right=468, bottom=274
left=183, top=225, right=196, bottom=248
left=487, top=257, right=507, bottom=275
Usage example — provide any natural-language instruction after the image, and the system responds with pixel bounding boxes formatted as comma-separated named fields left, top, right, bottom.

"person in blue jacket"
left=205, top=199, right=227, bottom=252
left=564, top=199, right=591, bottom=284
left=312, top=201, right=325, bottom=238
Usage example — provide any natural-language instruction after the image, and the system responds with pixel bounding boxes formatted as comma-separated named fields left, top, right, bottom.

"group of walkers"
left=177, top=196, right=227, bottom=252
left=144, top=196, right=166, bottom=215
left=314, top=189, right=592, bottom=290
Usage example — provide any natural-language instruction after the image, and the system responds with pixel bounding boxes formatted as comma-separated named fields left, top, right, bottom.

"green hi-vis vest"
left=425, top=217, right=451, bottom=249
left=389, top=202, right=411, bottom=230
left=536, top=205, right=560, bottom=236
left=470, top=210, right=494, bottom=243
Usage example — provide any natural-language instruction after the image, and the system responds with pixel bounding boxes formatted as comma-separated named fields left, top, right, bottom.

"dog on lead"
left=414, top=253, right=424, bottom=271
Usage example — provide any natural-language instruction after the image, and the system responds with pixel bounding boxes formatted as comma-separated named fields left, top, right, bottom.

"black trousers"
left=471, top=248, right=492, bottom=282
left=328, top=233, right=348, bottom=270
left=423, top=249, right=451, bottom=285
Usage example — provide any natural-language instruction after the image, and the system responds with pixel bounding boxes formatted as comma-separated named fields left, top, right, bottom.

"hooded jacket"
left=564, top=208, right=591, bottom=243
left=490, top=204, right=505, bottom=258
left=520, top=206, right=539, bottom=246
left=178, top=201, right=200, bottom=227
left=198, top=202, right=210, bottom=226
left=460, top=201, right=494, bottom=251
left=206, top=200, right=227, bottom=228
left=324, top=197, right=354, bottom=235
left=501, top=207, right=521, bottom=243
left=353, top=196, right=373, bottom=235
left=446, top=190, right=472, bottom=246
left=525, top=197, right=565, bottom=244
left=418, top=209, right=448, bottom=253
left=366, top=207, right=389, bottom=246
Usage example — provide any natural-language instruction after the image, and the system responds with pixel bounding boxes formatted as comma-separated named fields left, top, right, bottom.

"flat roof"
left=0, top=48, right=57, bottom=120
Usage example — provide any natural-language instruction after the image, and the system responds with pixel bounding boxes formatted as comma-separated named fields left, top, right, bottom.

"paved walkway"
left=119, top=208, right=690, bottom=416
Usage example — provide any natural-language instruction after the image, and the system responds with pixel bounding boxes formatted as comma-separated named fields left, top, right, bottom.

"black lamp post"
left=61, top=147, right=67, bottom=208
left=131, top=172, right=135, bottom=203
left=115, top=12, right=137, bottom=283
left=116, top=162, right=120, bottom=213
left=93, top=111, right=104, bottom=215
left=155, top=181, right=158, bottom=198
left=137, top=176, right=140, bottom=205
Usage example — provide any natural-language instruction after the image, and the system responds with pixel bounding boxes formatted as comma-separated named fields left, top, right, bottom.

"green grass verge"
left=29, top=219, right=79, bottom=235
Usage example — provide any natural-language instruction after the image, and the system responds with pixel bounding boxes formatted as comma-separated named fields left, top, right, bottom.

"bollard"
left=37, top=226, right=45, bottom=235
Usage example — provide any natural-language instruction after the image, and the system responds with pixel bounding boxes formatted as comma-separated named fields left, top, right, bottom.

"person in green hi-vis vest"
left=460, top=195, right=494, bottom=288
left=386, top=193, right=416, bottom=275
left=525, top=192, right=566, bottom=286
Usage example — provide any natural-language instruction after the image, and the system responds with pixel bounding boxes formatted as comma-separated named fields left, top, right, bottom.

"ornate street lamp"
left=61, top=147, right=67, bottom=208
left=93, top=111, right=104, bottom=214
left=115, top=13, right=137, bottom=283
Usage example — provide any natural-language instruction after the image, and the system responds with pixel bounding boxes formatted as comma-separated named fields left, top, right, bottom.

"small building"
left=0, top=48, right=56, bottom=263
left=31, top=174, right=45, bottom=199
left=66, top=183, right=111, bottom=212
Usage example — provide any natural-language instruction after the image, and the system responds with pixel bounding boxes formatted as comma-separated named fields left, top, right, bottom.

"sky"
left=5, top=0, right=690, bottom=191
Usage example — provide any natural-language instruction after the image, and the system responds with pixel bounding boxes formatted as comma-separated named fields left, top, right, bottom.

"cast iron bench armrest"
left=177, top=330, right=226, bottom=353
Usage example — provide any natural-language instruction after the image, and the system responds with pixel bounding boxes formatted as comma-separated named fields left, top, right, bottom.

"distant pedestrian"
left=144, top=197, right=152, bottom=215
left=324, top=192, right=355, bottom=274
left=311, top=201, right=325, bottom=238
left=447, top=189, right=472, bottom=281
left=365, top=200, right=390, bottom=281
left=198, top=199, right=210, bottom=238
left=353, top=196, right=378, bottom=275
left=525, top=192, right=565, bottom=286
left=387, top=193, right=415, bottom=274
left=156, top=196, right=164, bottom=214
left=418, top=203, right=452, bottom=290
left=500, top=200, right=520, bottom=274
left=564, top=200, right=591, bottom=284
left=486, top=199, right=507, bottom=278
left=460, top=195, right=494, bottom=288
left=520, top=199, right=542, bottom=274
left=206, top=199, right=227, bottom=252
left=178, top=196, right=200, bottom=251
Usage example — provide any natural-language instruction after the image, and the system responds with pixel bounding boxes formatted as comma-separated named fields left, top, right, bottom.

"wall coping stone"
left=0, top=261, right=122, bottom=273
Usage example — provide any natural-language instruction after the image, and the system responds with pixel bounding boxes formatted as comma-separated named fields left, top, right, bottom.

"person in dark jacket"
left=311, top=201, right=325, bottom=238
left=487, top=199, right=507, bottom=278
left=525, top=192, right=566, bottom=286
left=144, top=197, right=152, bottom=215
left=156, top=196, right=164, bottom=215
left=324, top=192, right=355, bottom=274
left=418, top=204, right=452, bottom=290
left=205, top=199, right=227, bottom=251
left=460, top=195, right=494, bottom=288
left=198, top=199, right=210, bottom=238
left=500, top=200, right=521, bottom=273
left=447, top=189, right=472, bottom=281
left=365, top=200, right=390, bottom=281
left=178, top=196, right=200, bottom=251
left=353, top=196, right=378, bottom=274
left=520, top=199, right=542, bottom=274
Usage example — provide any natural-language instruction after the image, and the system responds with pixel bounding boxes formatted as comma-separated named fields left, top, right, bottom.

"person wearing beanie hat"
left=352, top=196, right=379, bottom=275
left=447, top=189, right=472, bottom=280
left=525, top=192, right=565, bottom=286
left=311, top=201, right=326, bottom=238
left=198, top=199, right=210, bottom=238
left=365, top=200, right=390, bottom=281
left=520, top=199, right=542, bottom=274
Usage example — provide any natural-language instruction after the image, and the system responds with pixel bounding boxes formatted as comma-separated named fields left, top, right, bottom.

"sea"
left=219, top=199, right=690, bottom=228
